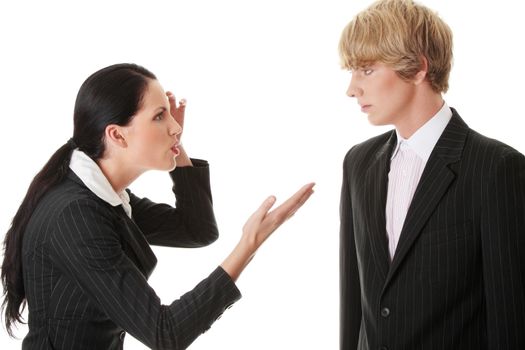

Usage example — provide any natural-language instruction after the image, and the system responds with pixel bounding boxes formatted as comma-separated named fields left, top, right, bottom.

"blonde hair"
left=339, top=0, right=453, bottom=93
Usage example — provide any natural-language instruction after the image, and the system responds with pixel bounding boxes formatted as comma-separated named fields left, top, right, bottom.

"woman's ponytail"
left=1, top=141, right=75, bottom=336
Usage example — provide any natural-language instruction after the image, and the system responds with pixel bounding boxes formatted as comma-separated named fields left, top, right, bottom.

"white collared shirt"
left=69, top=149, right=132, bottom=218
left=386, top=102, right=452, bottom=259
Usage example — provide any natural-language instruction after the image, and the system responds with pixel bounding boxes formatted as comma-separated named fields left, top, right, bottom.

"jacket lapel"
left=67, top=171, right=158, bottom=278
left=364, top=131, right=397, bottom=279
left=385, top=110, right=469, bottom=286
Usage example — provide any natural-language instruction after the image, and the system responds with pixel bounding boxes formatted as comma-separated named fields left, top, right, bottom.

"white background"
left=1, top=0, right=524, bottom=349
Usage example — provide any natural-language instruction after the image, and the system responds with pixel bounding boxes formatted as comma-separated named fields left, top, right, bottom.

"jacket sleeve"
left=49, top=197, right=241, bottom=350
left=130, top=158, right=219, bottom=248
left=340, top=152, right=362, bottom=350
left=481, top=149, right=525, bottom=349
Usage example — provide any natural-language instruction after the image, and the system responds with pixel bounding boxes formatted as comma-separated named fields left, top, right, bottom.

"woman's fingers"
left=259, top=182, right=315, bottom=235
left=166, top=91, right=177, bottom=110
left=284, top=186, right=315, bottom=220
left=243, top=196, right=276, bottom=232
left=270, top=182, right=315, bottom=222
left=166, top=91, right=186, bottom=128
left=256, top=196, right=277, bottom=221
left=243, top=183, right=314, bottom=243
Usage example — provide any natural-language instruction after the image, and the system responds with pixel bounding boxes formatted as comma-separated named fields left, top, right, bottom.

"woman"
left=1, top=63, right=314, bottom=349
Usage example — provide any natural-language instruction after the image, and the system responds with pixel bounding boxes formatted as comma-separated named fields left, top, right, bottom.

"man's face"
left=346, top=62, right=418, bottom=128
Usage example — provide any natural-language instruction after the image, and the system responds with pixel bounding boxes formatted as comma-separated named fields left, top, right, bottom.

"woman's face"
left=120, top=79, right=182, bottom=172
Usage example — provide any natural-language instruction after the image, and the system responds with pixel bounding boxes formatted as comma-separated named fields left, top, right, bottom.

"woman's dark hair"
left=1, top=63, right=156, bottom=336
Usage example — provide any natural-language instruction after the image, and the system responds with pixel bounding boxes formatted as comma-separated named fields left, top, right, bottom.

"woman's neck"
left=96, top=156, right=141, bottom=193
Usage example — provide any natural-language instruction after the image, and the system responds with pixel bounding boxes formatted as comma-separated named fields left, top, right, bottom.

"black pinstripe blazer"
left=21, top=159, right=241, bottom=350
left=340, top=109, right=525, bottom=349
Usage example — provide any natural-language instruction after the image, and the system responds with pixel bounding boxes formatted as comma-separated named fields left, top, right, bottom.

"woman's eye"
left=154, top=113, right=163, bottom=121
left=363, top=68, right=373, bottom=75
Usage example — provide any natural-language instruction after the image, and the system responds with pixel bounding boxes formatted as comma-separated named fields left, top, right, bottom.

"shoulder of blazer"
left=23, top=171, right=117, bottom=252
left=468, top=127, right=522, bottom=158
left=450, top=107, right=524, bottom=161
left=342, top=129, right=396, bottom=175
left=344, top=130, right=395, bottom=162
left=37, top=171, right=116, bottom=221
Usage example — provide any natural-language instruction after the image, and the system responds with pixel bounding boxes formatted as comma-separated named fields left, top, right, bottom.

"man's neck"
left=396, top=90, right=444, bottom=139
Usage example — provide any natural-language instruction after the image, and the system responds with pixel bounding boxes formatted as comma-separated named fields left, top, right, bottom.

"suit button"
left=380, top=346, right=388, bottom=350
left=119, top=331, right=126, bottom=341
left=381, top=307, right=390, bottom=318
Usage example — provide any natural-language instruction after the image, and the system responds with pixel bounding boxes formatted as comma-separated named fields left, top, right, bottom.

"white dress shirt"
left=69, top=149, right=132, bottom=218
left=385, top=102, right=452, bottom=259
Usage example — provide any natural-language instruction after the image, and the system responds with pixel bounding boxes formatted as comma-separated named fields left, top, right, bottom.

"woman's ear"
left=105, top=124, right=127, bottom=148
left=414, top=55, right=429, bottom=85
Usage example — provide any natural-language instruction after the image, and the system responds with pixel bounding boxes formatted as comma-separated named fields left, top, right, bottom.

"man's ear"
left=414, top=55, right=429, bottom=85
left=105, top=124, right=127, bottom=148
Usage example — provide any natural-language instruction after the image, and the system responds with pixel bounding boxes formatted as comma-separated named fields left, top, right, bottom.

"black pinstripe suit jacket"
left=21, top=159, right=241, bottom=349
left=340, top=110, right=525, bottom=349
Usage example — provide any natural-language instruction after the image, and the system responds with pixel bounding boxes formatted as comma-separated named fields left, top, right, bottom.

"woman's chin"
left=155, top=157, right=177, bottom=172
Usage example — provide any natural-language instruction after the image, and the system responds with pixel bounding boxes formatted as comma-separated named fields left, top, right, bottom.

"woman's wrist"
left=220, top=239, right=257, bottom=282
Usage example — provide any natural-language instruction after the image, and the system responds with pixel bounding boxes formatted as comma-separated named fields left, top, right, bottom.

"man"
left=339, top=1, right=525, bottom=349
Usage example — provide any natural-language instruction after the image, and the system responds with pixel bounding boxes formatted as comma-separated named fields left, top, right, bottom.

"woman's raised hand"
left=221, top=182, right=315, bottom=281
left=166, top=91, right=192, bottom=166
left=242, top=182, right=315, bottom=250
left=166, top=91, right=186, bottom=134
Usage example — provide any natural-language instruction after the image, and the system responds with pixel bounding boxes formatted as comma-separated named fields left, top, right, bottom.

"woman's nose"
left=169, top=118, right=182, bottom=136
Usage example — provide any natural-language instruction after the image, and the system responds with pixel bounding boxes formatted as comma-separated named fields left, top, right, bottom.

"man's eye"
left=363, top=68, right=373, bottom=75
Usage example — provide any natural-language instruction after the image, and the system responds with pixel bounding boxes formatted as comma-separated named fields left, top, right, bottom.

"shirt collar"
left=69, top=149, right=132, bottom=218
left=392, top=102, right=452, bottom=162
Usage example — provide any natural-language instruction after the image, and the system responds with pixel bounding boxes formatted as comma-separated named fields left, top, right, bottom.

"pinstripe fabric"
left=21, top=159, right=241, bottom=350
left=340, top=110, right=525, bottom=349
